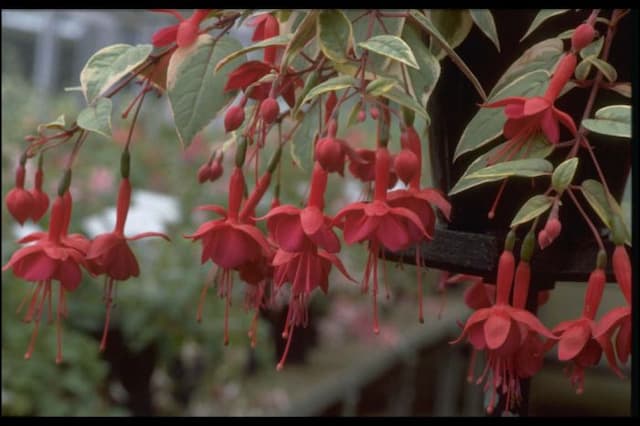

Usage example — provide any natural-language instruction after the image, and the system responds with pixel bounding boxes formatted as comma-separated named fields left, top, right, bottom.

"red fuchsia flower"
left=247, top=12, right=280, bottom=65
left=335, top=146, right=429, bottom=333
left=151, top=9, right=210, bottom=48
left=29, top=159, right=50, bottom=222
left=547, top=264, right=622, bottom=394
left=451, top=232, right=556, bottom=414
left=482, top=53, right=579, bottom=165
left=6, top=162, right=35, bottom=225
left=593, top=245, right=632, bottom=372
left=571, top=23, right=597, bottom=53
left=2, top=193, right=89, bottom=363
left=85, top=177, right=169, bottom=351
left=185, top=166, right=272, bottom=344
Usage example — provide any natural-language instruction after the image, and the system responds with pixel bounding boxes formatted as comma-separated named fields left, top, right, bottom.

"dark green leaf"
left=381, top=87, right=430, bottom=122
left=401, top=21, right=441, bottom=106
left=428, top=10, right=474, bottom=59
left=580, top=179, right=630, bottom=244
left=290, top=101, right=320, bottom=171
left=465, top=158, right=553, bottom=180
left=281, top=11, right=319, bottom=70
left=585, top=56, right=617, bottom=82
left=582, top=105, right=631, bottom=139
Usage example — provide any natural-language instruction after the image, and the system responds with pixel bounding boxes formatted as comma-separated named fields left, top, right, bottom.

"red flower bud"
left=315, top=137, right=345, bottom=174
left=6, top=165, right=34, bottom=225
left=546, top=217, right=562, bottom=240
left=583, top=268, right=606, bottom=319
left=393, top=149, right=419, bottom=184
left=357, top=110, right=366, bottom=122
left=259, top=97, right=279, bottom=124
left=612, top=245, right=631, bottom=304
left=572, top=23, right=597, bottom=52
left=224, top=105, right=245, bottom=132
left=369, top=107, right=379, bottom=120
left=197, top=163, right=212, bottom=183
left=538, top=229, right=551, bottom=250
left=30, top=168, right=49, bottom=222
left=209, top=160, right=224, bottom=182
left=495, top=249, right=515, bottom=305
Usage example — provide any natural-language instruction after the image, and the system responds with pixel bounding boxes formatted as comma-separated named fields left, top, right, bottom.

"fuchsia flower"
left=335, top=146, right=429, bottom=333
left=6, top=163, right=34, bottom=225
left=482, top=53, right=579, bottom=164
left=451, top=234, right=556, bottom=413
left=547, top=266, right=622, bottom=394
left=3, top=193, right=89, bottom=363
left=151, top=9, right=210, bottom=48
left=264, top=161, right=355, bottom=369
left=186, top=166, right=273, bottom=344
left=85, top=178, right=169, bottom=351
left=248, top=13, right=280, bottom=65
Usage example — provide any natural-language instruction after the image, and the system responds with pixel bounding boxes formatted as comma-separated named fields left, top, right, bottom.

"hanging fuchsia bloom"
left=452, top=233, right=556, bottom=413
left=151, top=9, right=210, bottom=48
left=185, top=166, right=272, bottom=344
left=261, top=163, right=340, bottom=253
left=247, top=12, right=280, bottom=64
left=548, top=265, right=622, bottom=394
left=6, top=162, right=34, bottom=225
left=335, top=147, right=428, bottom=333
left=85, top=177, right=169, bottom=351
left=3, top=193, right=88, bottom=363
left=482, top=53, right=578, bottom=165
left=594, top=245, right=632, bottom=372
left=347, top=148, right=397, bottom=188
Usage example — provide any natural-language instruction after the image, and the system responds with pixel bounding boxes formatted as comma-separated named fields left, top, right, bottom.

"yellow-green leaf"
left=317, top=10, right=352, bottom=64
left=380, top=87, right=430, bottom=123
left=401, top=20, right=441, bottom=106
left=301, top=75, right=358, bottom=106
left=469, top=9, right=500, bottom=51
left=466, top=158, right=552, bottom=180
left=290, top=101, right=320, bottom=171
left=77, top=98, right=112, bottom=138
left=581, top=179, right=630, bottom=244
left=80, top=43, right=152, bottom=103
left=551, top=157, right=579, bottom=193
left=582, top=105, right=631, bottom=139
left=358, top=35, right=419, bottom=69
left=281, top=11, right=319, bottom=70
left=37, top=115, right=66, bottom=133
left=520, top=10, right=571, bottom=42
left=215, top=34, right=291, bottom=72
left=511, top=195, right=554, bottom=228
left=366, top=77, right=399, bottom=96
left=585, top=56, right=617, bottom=82
left=167, top=35, right=245, bottom=146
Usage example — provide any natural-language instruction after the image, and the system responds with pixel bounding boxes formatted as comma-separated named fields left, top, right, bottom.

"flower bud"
left=6, top=165, right=34, bottom=225
left=315, top=137, right=345, bottom=174
left=369, top=107, right=379, bottom=120
left=209, top=160, right=224, bottom=182
left=30, top=168, right=49, bottom=222
left=259, top=97, right=279, bottom=124
left=357, top=109, right=366, bottom=122
left=571, top=23, right=596, bottom=52
left=612, top=245, right=630, bottom=304
left=393, top=149, right=419, bottom=184
left=538, top=229, right=551, bottom=250
left=224, top=105, right=245, bottom=132
left=197, top=163, right=211, bottom=183
left=546, top=217, right=562, bottom=240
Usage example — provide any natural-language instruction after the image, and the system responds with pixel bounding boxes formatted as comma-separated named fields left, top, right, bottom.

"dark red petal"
left=56, top=259, right=82, bottom=291
left=224, top=61, right=273, bottom=92
left=152, top=24, right=180, bottom=47
left=522, top=97, right=550, bottom=116
left=558, top=323, right=589, bottom=361
left=540, top=108, right=560, bottom=143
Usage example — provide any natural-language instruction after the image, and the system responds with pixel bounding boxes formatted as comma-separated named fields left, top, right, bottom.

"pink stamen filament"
left=25, top=281, right=49, bottom=360
left=56, top=284, right=64, bottom=364
left=100, top=278, right=115, bottom=352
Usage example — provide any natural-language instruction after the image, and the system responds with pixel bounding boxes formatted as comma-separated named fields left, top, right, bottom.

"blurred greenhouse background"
left=2, top=10, right=631, bottom=417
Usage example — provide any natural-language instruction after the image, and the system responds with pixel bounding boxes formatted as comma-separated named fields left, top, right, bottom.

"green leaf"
left=381, top=87, right=430, bottom=123
left=574, top=58, right=592, bottom=81
left=167, top=35, right=245, bottom=146
left=64, top=86, right=83, bottom=92
left=449, top=134, right=554, bottom=195
left=580, top=179, right=630, bottom=244
left=281, top=11, right=319, bottom=70
left=465, top=158, right=553, bottom=180
left=37, top=115, right=66, bottom=133
left=551, top=157, right=579, bottom=193
left=427, top=10, right=474, bottom=60
left=409, top=10, right=486, bottom=101
left=77, top=98, right=112, bottom=138
left=511, top=195, right=554, bottom=228
left=300, top=75, right=358, bottom=106
left=348, top=10, right=406, bottom=69
left=346, top=100, right=362, bottom=127
left=455, top=70, right=550, bottom=160
left=584, top=56, right=617, bottom=82
left=215, top=34, right=291, bottom=72
left=291, top=70, right=320, bottom=118
left=358, top=35, right=419, bottom=69
left=520, top=10, right=571, bottom=41
left=80, top=43, right=152, bottom=103
left=290, top=101, right=320, bottom=171
left=366, top=77, right=399, bottom=96
left=490, top=38, right=563, bottom=98
left=401, top=21, right=441, bottom=106
left=608, top=82, right=631, bottom=98
left=580, top=36, right=604, bottom=59
left=317, top=10, right=352, bottom=64
left=582, top=105, right=631, bottom=139
left=469, top=9, right=500, bottom=51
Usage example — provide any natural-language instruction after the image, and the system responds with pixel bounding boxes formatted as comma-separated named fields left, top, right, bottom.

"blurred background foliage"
left=1, top=10, right=631, bottom=417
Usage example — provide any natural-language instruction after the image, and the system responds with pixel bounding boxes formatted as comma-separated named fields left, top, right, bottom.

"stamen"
left=23, top=281, right=44, bottom=323
left=488, top=179, right=508, bottom=220
left=100, top=279, right=115, bottom=352
left=276, top=322, right=295, bottom=371
left=25, top=281, right=48, bottom=360
left=56, top=284, right=64, bottom=364
left=372, top=244, right=380, bottom=335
